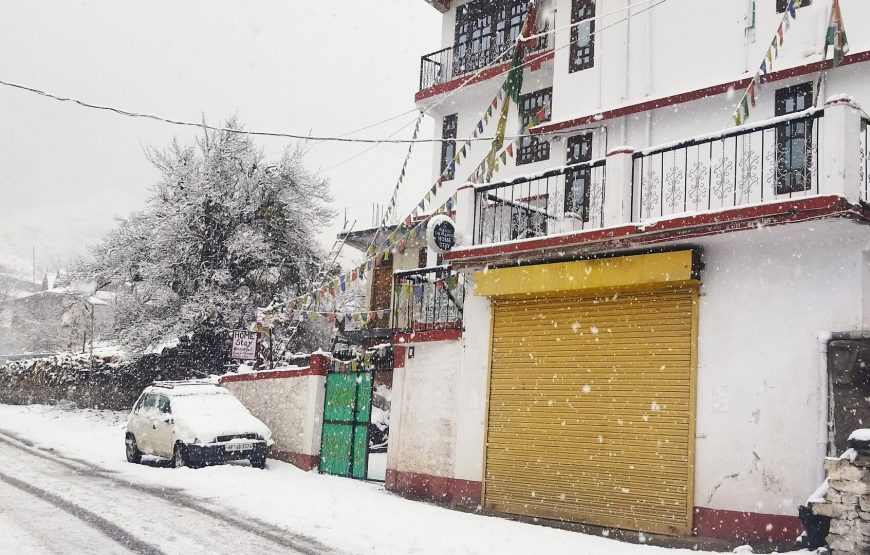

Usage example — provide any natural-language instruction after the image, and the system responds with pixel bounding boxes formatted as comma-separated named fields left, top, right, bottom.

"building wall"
left=691, top=221, right=868, bottom=517
left=423, top=0, right=870, bottom=194
left=221, top=364, right=327, bottom=471
left=386, top=306, right=490, bottom=504
left=389, top=340, right=461, bottom=479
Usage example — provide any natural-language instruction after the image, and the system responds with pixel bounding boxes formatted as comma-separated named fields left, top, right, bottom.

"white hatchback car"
left=125, top=381, right=272, bottom=469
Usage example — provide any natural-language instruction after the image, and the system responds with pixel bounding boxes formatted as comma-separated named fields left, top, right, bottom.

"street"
left=0, top=431, right=332, bottom=555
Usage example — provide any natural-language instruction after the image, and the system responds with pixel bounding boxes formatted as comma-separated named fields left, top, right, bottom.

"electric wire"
left=0, top=0, right=668, bottom=147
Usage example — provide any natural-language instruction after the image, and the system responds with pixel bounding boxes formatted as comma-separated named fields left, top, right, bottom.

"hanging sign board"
left=230, top=330, right=259, bottom=361
left=427, top=215, right=457, bottom=254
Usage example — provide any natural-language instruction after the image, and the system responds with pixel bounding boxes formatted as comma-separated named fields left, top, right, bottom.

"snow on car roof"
left=146, top=382, right=230, bottom=397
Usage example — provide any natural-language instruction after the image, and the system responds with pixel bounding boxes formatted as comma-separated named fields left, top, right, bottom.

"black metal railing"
left=631, top=110, right=824, bottom=222
left=861, top=117, right=869, bottom=203
left=473, top=160, right=607, bottom=245
left=391, top=267, right=464, bottom=332
left=419, top=30, right=551, bottom=92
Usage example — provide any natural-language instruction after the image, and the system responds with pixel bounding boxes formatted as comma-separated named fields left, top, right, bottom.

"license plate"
left=225, top=442, right=252, bottom=452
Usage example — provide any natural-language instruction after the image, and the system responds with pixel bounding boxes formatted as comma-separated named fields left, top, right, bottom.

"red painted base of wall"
left=385, top=469, right=481, bottom=508
left=271, top=449, right=319, bottom=472
left=693, top=507, right=803, bottom=543
left=384, top=470, right=803, bottom=543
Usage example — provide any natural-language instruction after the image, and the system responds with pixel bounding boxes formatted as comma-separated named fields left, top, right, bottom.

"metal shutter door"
left=484, top=287, right=697, bottom=536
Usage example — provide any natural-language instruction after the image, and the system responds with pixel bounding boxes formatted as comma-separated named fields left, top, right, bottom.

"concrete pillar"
left=822, top=96, right=863, bottom=203
left=603, top=146, right=636, bottom=227
left=454, top=183, right=477, bottom=247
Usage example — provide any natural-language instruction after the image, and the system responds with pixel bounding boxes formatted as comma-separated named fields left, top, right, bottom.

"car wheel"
left=173, top=442, right=187, bottom=468
left=250, top=452, right=267, bottom=469
left=125, top=433, right=142, bottom=464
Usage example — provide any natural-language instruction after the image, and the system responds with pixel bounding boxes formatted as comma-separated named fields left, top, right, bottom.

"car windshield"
left=170, top=392, right=247, bottom=417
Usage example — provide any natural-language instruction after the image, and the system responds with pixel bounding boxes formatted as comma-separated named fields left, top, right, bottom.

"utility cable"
left=0, top=0, right=668, bottom=147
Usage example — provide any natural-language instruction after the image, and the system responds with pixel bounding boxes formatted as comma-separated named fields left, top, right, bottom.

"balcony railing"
left=392, top=267, right=464, bottom=332
left=473, top=160, right=607, bottom=245
left=632, top=110, right=824, bottom=221
left=419, top=32, right=551, bottom=92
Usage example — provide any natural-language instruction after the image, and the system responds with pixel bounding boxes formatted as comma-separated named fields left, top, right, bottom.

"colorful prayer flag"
left=825, top=0, right=849, bottom=67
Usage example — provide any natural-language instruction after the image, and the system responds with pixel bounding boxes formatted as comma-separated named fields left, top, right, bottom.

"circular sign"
left=427, top=216, right=457, bottom=254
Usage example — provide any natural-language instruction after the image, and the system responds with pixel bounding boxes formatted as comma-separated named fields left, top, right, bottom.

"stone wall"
left=812, top=449, right=870, bottom=553
left=0, top=351, right=210, bottom=410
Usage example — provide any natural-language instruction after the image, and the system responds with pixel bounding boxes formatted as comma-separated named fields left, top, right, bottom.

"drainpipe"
left=817, top=330, right=870, bottom=483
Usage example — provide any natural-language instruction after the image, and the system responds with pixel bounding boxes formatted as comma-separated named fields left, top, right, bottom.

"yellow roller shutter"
left=484, top=286, right=697, bottom=537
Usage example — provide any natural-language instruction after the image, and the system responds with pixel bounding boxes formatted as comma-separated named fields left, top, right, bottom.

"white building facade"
left=383, top=0, right=870, bottom=544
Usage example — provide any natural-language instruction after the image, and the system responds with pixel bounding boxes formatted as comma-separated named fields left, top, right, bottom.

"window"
left=142, top=394, right=158, bottom=410
left=157, top=395, right=171, bottom=414
left=454, top=0, right=544, bottom=75
left=777, top=0, right=810, bottom=13
left=774, top=82, right=814, bottom=195
left=441, top=114, right=458, bottom=180
left=569, top=0, right=595, bottom=73
left=517, top=88, right=552, bottom=165
left=565, top=133, right=593, bottom=220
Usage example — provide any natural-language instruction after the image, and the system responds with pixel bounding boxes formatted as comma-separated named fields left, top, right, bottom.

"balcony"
left=474, top=160, right=607, bottom=245
left=419, top=22, right=552, bottom=94
left=445, top=97, right=869, bottom=266
left=632, top=111, right=823, bottom=221
left=391, top=267, right=464, bottom=332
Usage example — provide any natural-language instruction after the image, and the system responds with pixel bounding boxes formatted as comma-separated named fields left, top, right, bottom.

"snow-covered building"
left=380, top=0, right=870, bottom=544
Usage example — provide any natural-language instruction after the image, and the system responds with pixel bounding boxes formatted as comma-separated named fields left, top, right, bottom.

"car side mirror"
left=164, top=417, right=174, bottom=424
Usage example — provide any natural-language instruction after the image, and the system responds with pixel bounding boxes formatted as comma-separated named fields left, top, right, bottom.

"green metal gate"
left=319, top=371, right=372, bottom=479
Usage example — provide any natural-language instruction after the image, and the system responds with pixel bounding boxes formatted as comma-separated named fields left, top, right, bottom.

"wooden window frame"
left=517, top=88, right=553, bottom=166
left=569, top=0, right=596, bottom=73
left=565, top=133, right=594, bottom=221
left=441, top=114, right=458, bottom=181
left=774, top=82, right=814, bottom=195
left=453, top=0, right=530, bottom=75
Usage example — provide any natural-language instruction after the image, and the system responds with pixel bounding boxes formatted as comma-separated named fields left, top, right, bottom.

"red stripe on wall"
left=444, top=196, right=860, bottom=267
left=533, top=50, right=870, bottom=135
left=415, top=50, right=555, bottom=103
left=383, top=468, right=801, bottom=542
left=385, top=469, right=481, bottom=508
left=220, top=354, right=329, bottom=384
left=392, top=329, right=463, bottom=344
left=270, top=449, right=319, bottom=472
left=693, top=507, right=802, bottom=543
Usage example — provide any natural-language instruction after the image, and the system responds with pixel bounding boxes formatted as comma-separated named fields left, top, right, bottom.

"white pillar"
left=822, top=96, right=863, bottom=203
left=603, top=147, right=636, bottom=227
left=454, top=183, right=477, bottom=248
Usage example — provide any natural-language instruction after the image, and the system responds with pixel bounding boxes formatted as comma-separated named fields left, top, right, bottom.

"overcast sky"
left=0, top=1, right=441, bottom=278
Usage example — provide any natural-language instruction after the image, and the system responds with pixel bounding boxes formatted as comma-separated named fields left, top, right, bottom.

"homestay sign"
left=230, top=330, right=259, bottom=361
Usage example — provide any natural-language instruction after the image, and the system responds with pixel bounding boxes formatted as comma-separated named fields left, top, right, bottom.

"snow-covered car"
left=125, top=381, right=272, bottom=469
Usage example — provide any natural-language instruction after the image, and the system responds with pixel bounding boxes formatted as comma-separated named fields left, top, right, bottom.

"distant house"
left=0, top=272, right=113, bottom=354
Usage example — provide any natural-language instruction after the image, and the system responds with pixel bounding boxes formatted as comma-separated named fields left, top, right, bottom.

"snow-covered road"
left=0, top=430, right=330, bottom=554
left=0, top=403, right=813, bottom=555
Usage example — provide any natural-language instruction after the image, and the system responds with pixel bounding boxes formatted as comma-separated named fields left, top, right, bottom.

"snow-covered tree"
left=76, top=120, right=334, bottom=365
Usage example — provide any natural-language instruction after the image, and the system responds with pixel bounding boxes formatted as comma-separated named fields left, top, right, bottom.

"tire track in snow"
left=0, top=470, right=165, bottom=555
left=0, top=430, right=334, bottom=555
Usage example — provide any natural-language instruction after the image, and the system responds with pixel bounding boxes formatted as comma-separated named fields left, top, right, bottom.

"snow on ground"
left=0, top=403, right=811, bottom=555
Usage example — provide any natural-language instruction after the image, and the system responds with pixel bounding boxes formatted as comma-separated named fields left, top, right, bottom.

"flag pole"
left=813, top=0, right=835, bottom=107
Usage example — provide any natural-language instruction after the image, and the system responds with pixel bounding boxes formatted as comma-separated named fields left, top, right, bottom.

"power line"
left=0, top=79, right=501, bottom=145
left=0, top=1, right=668, bottom=149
